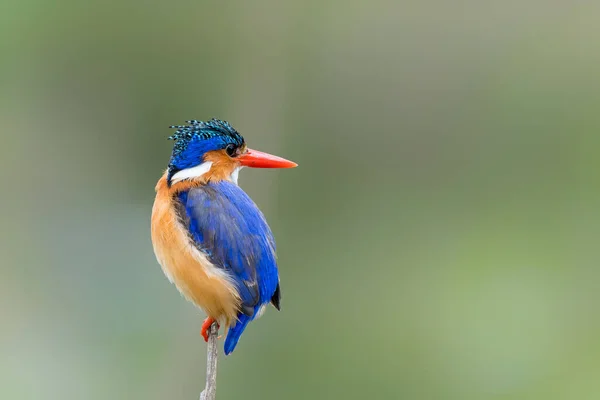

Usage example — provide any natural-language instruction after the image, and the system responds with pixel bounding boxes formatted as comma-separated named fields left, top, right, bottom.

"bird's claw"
left=201, top=317, right=219, bottom=342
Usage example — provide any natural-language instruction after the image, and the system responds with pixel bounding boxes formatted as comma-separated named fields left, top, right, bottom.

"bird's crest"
left=169, top=119, right=240, bottom=142
left=168, top=119, right=245, bottom=159
left=166, top=119, right=246, bottom=179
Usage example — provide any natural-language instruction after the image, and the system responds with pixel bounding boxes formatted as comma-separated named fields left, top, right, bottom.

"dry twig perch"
left=199, top=322, right=219, bottom=400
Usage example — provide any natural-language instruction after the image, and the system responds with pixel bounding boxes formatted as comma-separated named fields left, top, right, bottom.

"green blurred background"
left=2, top=1, right=600, bottom=399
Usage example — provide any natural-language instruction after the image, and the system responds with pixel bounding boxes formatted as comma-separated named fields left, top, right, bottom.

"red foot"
left=201, top=317, right=219, bottom=342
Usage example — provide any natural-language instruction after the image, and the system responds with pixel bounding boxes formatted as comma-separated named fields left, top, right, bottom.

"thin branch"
left=199, top=322, right=219, bottom=400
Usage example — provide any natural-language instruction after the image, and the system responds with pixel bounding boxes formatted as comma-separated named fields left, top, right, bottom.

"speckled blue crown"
left=167, top=119, right=245, bottom=176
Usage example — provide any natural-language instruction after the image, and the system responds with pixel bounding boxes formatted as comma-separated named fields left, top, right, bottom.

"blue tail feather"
left=224, top=314, right=252, bottom=355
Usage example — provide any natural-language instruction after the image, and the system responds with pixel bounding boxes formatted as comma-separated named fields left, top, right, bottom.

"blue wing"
left=176, top=180, right=280, bottom=354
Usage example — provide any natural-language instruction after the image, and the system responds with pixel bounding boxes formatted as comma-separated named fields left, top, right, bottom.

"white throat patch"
left=170, top=161, right=213, bottom=184
left=229, top=167, right=242, bottom=185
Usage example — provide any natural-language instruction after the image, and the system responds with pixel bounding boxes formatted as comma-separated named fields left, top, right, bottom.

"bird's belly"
left=151, top=181, right=240, bottom=325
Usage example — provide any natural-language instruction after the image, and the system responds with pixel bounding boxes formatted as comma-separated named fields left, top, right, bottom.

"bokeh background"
left=2, top=1, right=600, bottom=399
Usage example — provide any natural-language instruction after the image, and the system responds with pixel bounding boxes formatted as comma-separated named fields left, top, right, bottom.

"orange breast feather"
left=151, top=173, right=241, bottom=325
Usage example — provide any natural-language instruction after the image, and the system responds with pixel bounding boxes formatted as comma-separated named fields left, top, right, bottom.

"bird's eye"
left=225, top=144, right=238, bottom=157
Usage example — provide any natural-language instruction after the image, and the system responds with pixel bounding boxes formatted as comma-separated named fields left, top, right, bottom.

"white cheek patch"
left=229, top=166, right=242, bottom=185
left=170, top=161, right=213, bottom=184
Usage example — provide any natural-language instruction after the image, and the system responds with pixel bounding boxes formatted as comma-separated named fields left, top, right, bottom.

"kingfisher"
left=151, top=119, right=297, bottom=355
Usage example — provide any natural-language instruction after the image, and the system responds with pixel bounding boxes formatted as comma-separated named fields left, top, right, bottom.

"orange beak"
left=238, top=148, right=298, bottom=169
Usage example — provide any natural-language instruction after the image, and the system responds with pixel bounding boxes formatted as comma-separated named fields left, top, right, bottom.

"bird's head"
left=166, top=119, right=297, bottom=186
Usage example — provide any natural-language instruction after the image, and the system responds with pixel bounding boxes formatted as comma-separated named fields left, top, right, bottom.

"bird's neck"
left=164, top=163, right=240, bottom=194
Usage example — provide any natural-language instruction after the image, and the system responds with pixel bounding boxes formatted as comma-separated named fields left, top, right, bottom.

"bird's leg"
left=201, top=317, right=219, bottom=342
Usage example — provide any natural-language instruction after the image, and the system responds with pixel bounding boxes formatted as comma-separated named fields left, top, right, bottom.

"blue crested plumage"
left=177, top=180, right=280, bottom=354
left=167, top=119, right=245, bottom=181
left=152, top=118, right=296, bottom=356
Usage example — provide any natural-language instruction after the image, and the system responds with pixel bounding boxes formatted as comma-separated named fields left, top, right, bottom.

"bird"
left=151, top=118, right=297, bottom=355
